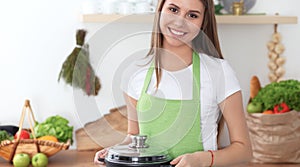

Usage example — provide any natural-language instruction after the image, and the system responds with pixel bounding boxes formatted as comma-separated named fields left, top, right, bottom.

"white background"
left=0, top=0, right=299, bottom=148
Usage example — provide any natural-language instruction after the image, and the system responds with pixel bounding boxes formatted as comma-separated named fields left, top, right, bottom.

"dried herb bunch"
left=58, top=29, right=101, bottom=96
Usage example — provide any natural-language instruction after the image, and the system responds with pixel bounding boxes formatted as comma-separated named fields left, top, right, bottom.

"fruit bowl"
left=0, top=139, right=70, bottom=162
left=0, top=100, right=71, bottom=163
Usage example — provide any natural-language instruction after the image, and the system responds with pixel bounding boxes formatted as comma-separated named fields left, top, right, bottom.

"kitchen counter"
left=0, top=150, right=299, bottom=166
left=0, top=150, right=97, bottom=167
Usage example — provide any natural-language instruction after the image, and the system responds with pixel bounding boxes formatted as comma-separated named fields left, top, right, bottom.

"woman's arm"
left=171, top=91, right=252, bottom=167
left=213, top=91, right=253, bottom=166
left=118, top=93, right=140, bottom=145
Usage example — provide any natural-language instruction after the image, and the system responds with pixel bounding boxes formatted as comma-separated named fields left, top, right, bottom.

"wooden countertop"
left=0, top=150, right=97, bottom=167
left=0, top=150, right=299, bottom=166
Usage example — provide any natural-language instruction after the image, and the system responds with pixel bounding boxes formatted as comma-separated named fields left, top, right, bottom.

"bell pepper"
left=274, top=102, right=290, bottom=114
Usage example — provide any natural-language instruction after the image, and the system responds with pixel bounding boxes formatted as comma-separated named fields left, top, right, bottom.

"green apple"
left=31, top=153, right=48, bottom=167
left=13, top=153, right=30, bottom=167
left=247, top=102, right=263, bottom=113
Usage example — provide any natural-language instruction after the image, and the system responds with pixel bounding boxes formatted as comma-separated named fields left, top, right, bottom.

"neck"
left=160, top=42, right=193, bottom=71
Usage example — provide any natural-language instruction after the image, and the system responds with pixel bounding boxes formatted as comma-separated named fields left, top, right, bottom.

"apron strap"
left=141, top=52, right=200, bottom=101
left=140, top=62, right=155, bottom=95
left=192, top=52, right=200, bottom=101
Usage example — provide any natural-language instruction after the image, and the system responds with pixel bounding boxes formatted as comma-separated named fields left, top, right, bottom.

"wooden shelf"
left=81, top=14, right=298, bottom=24
left=216, top=15, right=298, bottom=24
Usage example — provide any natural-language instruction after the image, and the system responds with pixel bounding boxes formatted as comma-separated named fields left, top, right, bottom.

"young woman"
left=94, top=0, right=252, bottom=166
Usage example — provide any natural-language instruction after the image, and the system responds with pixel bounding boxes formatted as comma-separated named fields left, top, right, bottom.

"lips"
left=168, top=27, right=186, bottom=38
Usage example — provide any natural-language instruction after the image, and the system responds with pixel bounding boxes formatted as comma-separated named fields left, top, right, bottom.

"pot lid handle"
left=129, top=134, right=149, bottom=148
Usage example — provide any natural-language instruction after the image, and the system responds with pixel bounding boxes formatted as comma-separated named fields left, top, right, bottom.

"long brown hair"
left=146, top=0, right=223, bottom=87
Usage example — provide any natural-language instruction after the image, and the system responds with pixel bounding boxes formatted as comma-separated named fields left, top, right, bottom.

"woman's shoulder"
left=199, top=53, right=231, bottom=72
left=199, top=53, right=240, bottom=102
left=199, top=53, right=227, bottom=64
left=199, top=53, right=238, bottom=84
left=120, top=58, right=151, bottom=98
left=121, top=57, right=152, bottom=81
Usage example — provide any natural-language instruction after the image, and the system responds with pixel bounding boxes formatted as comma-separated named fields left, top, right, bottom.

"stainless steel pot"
left=103, top=135, right=174, bottom=167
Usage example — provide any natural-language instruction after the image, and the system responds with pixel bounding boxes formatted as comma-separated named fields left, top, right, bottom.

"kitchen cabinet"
left=81, top=14, right=297, bottom=24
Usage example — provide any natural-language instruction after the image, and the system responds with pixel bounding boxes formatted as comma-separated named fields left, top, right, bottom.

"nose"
left=172, top=15, right=186, bottom=28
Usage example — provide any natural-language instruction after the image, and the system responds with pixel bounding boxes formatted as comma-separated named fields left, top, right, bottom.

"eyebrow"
left=168, top=3, right=202, bottom=14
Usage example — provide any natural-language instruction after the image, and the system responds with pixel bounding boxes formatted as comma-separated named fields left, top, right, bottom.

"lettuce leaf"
left=252, top=79, right=300, bottom=111
left=34, top=115, right=73, bottom=144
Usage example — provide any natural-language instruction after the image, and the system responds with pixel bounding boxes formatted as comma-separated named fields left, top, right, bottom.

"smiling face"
left=159, top=0, right=205, bottom=48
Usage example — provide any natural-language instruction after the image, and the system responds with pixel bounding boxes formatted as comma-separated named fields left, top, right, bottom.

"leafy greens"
left=252, top=79, right=300, bottom=111
left=34, top=115, right=73, bottom=144
left=0, top=130, right=10, bottom=142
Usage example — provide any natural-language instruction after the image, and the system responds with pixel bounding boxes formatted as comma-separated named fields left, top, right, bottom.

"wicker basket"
left=0, top=100, right=70, bottom=162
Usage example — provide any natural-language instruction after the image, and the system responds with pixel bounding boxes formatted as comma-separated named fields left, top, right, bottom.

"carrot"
left=262, top=110, right=274, bottom=114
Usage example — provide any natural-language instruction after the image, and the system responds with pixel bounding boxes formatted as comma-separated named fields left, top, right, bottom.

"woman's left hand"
left=170, top=152, right=205, bottom=167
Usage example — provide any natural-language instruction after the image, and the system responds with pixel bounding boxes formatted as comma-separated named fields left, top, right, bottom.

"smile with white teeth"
left=169, top=28, right=185, bottom=36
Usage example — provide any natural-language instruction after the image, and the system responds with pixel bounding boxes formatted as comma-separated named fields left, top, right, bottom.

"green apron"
left=136, top=52, right=204, bottom=159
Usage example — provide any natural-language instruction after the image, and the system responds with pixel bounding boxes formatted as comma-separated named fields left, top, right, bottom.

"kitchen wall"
left=0, top=0, right=299, bottom=148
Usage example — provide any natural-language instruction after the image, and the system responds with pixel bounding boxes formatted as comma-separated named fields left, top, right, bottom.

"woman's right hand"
left=94, top=148, right=109, bottom=165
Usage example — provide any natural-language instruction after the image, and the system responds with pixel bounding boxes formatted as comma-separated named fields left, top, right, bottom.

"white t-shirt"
left=121, top=53, right=241, bottom=151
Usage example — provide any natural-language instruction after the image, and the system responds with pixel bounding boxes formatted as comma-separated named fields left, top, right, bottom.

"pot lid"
left=106, top=135, right=171, bottom=164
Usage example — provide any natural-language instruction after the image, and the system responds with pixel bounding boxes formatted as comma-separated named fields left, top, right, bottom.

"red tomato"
left=14, top=130, right=30, bottom=139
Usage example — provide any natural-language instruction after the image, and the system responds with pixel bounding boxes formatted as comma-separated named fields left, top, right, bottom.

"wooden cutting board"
left=75, top=106, right=128, bottom=151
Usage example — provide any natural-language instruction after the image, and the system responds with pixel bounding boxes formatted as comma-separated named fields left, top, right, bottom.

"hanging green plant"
left=58, top=29, right=101, bottom=96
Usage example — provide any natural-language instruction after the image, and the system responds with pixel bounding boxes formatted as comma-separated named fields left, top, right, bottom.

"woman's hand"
left=170, top=152, right=211, bottom=167
left=94, top=148, right=110, bottom=165
left=93, top=134, right=135, bottom=165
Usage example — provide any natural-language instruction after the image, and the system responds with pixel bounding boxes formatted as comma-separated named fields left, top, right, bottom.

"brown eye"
left=169, top=7, right=178, bottom=13
left=188, top=13, right=198, bottom=19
